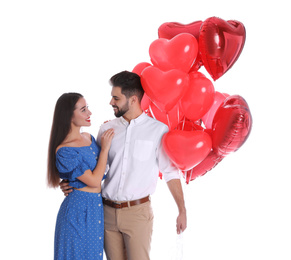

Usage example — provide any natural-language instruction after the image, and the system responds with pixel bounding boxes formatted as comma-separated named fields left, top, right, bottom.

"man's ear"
left=130, top=95, right=138, bottom=105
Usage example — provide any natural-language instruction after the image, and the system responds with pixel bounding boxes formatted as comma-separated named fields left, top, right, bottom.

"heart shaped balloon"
left=180, top=71, right=215, bottom=121
left=141, top=66, right=189, bottom=112
left=149, top=33, right=198, bottom=73
left=162, top=130, right=212, bottom=171
left=132, top=62, right=152, bottom=76
left=182, top=95, right=252, bottom=183
left=212, top=95, right=252, bottom=156
left=199, top=17, right=246, bottom=80
left=158, top=21, right=203, bottom=71
left=158, top=20, right=202, bottom=40
left=182, top=151, right=224, bottom=183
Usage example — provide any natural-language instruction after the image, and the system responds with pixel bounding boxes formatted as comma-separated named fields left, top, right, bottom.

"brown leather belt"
left=102, top=196, right=150, bottom=209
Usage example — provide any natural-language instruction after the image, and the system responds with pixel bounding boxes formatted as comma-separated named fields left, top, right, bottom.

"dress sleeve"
left=56, top=148, right=90, bottom=181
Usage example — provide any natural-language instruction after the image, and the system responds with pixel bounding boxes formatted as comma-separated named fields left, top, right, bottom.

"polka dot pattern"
left=54, top=190, right=104, bottom=259
left=55, top=135, right=101, bottom=189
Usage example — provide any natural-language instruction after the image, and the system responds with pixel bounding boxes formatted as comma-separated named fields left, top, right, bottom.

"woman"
left=47, top=93, right=114, bottom=259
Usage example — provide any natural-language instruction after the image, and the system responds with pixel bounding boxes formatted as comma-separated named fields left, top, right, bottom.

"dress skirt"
left=54, top=190, right=104, bottom=259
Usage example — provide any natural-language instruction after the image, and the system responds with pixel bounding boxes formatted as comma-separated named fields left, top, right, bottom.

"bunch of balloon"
left=133, top=16, right=252, bottom=183
left=158, top=16, right=246, bottom=81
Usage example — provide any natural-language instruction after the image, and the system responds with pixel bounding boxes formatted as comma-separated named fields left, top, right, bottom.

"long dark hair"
left=47, top=92, right=83, bottom=188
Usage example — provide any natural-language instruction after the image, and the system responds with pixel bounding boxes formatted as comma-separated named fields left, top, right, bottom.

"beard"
left=113, top=102, right=129, bottom=118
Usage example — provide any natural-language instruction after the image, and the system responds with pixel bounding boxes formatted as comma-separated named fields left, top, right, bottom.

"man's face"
left=110, top=86, right=130, bottom=118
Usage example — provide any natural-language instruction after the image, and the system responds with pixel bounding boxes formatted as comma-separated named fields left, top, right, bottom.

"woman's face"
left=71, top=97, right=92, bottom=127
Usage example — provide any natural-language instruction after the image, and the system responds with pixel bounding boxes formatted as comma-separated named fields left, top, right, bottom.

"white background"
left=1, top=0, right=290, bottom=259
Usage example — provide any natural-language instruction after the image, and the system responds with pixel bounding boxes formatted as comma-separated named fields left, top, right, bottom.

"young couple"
left=47, top=71, right=187, bottom=260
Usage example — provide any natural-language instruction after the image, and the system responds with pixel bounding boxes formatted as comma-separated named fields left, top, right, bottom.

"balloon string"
left=182, top=117, right=186, bottom=131
left=188, top=168, right=193, bottom=184
left=166, top=113, right=172, bottom=130
left=177, top=106, right=180, bottom=128
left=175, top=231, right=184, bottom=260
left=148, top=105, right=156, bottom=120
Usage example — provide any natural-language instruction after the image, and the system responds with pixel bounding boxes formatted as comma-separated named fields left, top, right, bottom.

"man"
left=61, top=71, right=187, bottom=260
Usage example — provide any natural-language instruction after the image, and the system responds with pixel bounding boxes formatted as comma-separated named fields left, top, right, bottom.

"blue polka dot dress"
left=54, top=135, right=104, bottom=259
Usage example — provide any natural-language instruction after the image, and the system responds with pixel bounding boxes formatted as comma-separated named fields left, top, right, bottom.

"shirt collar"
left=120, top=112, right=147, bottom=126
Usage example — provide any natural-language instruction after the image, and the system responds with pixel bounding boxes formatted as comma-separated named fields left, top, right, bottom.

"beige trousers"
left=103, top=201, right=154, bottom=260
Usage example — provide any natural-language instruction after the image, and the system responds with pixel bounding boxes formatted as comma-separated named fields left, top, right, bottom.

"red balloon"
left=202, top=91, right=229, bottom=129
left=158, top=21, right=203, bottom=71
left=158, top=21, right=202, bottom=40
left=182, top=151, right=223, bottom=183
left=148, top=102, right=184, bottom=130
left=180, top=71, right=215, bottom=121
left=199, top=17, right=246, bottom=81
left=181, top=95, right=252, bottom=183
left=133, top=63, right=153, bottom=112
left=132, top=62, right=152, bottom=76
left=141, top=93, right=151, bottom=111
left=149, top=33, right=198, bottom=73
left=211, top=95, right=252, bottom=156
left=162, top=130, right=212, bottom=171
left=141, top=66, right=189, bottom=112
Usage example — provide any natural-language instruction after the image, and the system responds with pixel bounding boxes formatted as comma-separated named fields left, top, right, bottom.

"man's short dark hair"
left=110, top=71, right=144, bottom=102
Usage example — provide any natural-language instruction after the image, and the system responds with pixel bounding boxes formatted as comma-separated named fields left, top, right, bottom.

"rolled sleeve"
left=157, top=126, right=180, bottom=182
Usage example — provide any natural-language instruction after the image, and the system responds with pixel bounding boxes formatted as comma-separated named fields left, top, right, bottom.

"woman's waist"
left=74, top=186, right=101, bottom=194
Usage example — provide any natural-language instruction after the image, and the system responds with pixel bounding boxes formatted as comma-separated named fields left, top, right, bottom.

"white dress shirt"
left=96, top=112, right=180, bottom=201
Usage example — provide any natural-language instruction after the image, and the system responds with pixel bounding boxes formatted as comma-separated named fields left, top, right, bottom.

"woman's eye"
left=82, top=106, right=89, bottom=112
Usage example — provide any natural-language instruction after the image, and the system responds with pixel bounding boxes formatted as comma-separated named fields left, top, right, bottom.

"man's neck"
left=123, top=108, right=143, bottom=122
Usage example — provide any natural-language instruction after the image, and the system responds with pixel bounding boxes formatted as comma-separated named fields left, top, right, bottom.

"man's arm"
left=157, top=124, right=187, bottom=233
left=167, top=179, right=187, bottom=234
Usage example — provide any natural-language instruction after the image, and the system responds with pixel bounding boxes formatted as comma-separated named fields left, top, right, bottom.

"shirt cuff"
left=163, top=170, right=181, bottom=182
